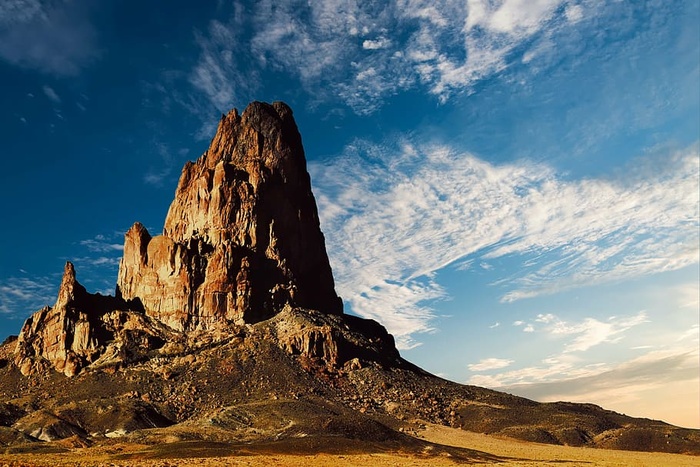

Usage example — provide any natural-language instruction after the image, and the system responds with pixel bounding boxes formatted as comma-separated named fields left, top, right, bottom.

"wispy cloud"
left=559, top=313, right=648, bottom=352
left=42, top=85, right=60, bottom=104
left=468, top=357, right=514, bottom=372
left=188, top=0, right=605, bottom=113
left=68, top=230, right=127, bottom=294
left=676, top=324, right=699, bottom=344
left=362, top=37, right=391, bottom=50
left=143, top=144, right=189, bottom=186
left=143, top=170, right=170, bottom=186
left=0, top=0, right=99, bottom=76
left=311, top=141, right=699, bottom=346
left=0, top=241, right=123, bottom=318
left=468, top=353, right=592, bottom=388
left=467, top=303, right=696, bottom=392
left=0, top=275, right=57, bottom=316
left=79, top=234, right=123, bottom=253
left=71, top=256, right=121, bottom=267
left=522, top=312, right=649, bottom=352
left=484, top=348, right=698, bottom=394
left=494, top=348, right=699, bottom=427
left=676, top=282, right=700, bottom=310
left=188, top=5, right=259, bottom=126
left=191, top=25, right=240, bottom=108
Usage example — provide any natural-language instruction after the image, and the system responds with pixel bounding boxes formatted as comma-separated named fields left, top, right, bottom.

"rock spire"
left=15, top=101, right=355, bottom=376
left=116, top=101, right=343, bottom=330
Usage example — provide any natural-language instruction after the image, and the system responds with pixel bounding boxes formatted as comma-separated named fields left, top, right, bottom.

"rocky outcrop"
left=15, top=262, right=101, bottom=377
left=14, top=263, right=167, bottom=377
left=5, top=107, right=700, bottom=458
left=116, top=101, right=343, bottom=330
left=14, top=101, right=375, bottom=377
left=13, top=410, right=87, bottom=442
left=271, top=307, right=402, bottom=369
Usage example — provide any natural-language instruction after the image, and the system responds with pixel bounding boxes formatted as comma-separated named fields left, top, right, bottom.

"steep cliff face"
left=116, top=101, right=342, bottom=330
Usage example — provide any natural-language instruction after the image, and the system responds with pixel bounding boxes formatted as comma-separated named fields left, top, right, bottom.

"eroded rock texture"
left=116, top=101, right=342, bottom=330
left=15, top=262, right=98, bottom=377
left=14, top=263, right=166, bottom=377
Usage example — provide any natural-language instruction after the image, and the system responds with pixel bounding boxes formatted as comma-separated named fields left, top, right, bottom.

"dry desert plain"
left=1, top=422, right=698, bottom=467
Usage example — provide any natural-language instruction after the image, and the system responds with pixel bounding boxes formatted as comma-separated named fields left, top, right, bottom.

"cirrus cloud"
left=0, top=275, right=57, bottom=316
left=310, top=141, right=699, bottom=347
left=468, top=357, right=514, bottom=371
left=189, top=0, right=603, bottom=113
left=0, top=0, right=100, bottom=76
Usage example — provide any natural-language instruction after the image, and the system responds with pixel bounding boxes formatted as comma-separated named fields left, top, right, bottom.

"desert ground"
left=1, top=422, right=697, bottom=467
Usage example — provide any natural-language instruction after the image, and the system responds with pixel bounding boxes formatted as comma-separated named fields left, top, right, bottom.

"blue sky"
left=0, top=1, right=698, bottom=428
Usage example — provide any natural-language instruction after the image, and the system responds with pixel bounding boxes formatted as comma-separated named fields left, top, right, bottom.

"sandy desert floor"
left=420, top=424, right=700, bottom=466
left=0, top=423, right=698, bottom=467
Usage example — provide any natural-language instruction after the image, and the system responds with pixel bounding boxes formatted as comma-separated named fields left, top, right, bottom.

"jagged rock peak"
left=55, top=261, right=87, bottom=310
left=204, top=101, right=303, bottom=171
left=117, top=100, right=343, bottom=331
left=163, top=101, right=313, bottom=243
left=16, top=263, right=104, bottom=377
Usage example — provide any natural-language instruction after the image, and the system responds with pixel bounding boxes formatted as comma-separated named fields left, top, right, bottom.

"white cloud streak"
left=362, top=37, right=391, bottom=50
left=550, top=312, right=649, bottom=353
left=190, top=17, right=252, bottom=112
left=79, top=235, right=123, bottom=253
left=492, top=348, right=700, bottom=427
left=468, top=357, right=514, bottom=371
left=142, top=143, right=186, bottom=187
left=311, top=141, right=699, bottom=347
left=190, top=0, right=593, bottom=113
left=479, top=348, right=698, bottom=394
left=676, top=282, right=700, bottom=310
left=518, top=311, right=649, bottom=352
left=42, top=85, right=60, bottom=103
left=72, top=232, right=126, bottom=273
left=0, top=275, right=57, bottom=315
left=0, top=229, right=128, bottom=318
left=0, top=0, right=99, bottom=76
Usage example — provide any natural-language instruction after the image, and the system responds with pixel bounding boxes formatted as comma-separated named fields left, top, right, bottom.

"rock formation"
left=14, top=101, right=378, bottom=377
left=14, top=262, right=169, bottom=377
left=14, top=262, right=96, bottom=377
left=116, top=101, right=342, bottom=330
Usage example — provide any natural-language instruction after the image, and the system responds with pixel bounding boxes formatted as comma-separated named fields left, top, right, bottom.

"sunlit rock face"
left=116, top=101, right=343, bottom=330
left=14, top=262, right=163, bottom=377
left=14, top=262, right=96, bottom=377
